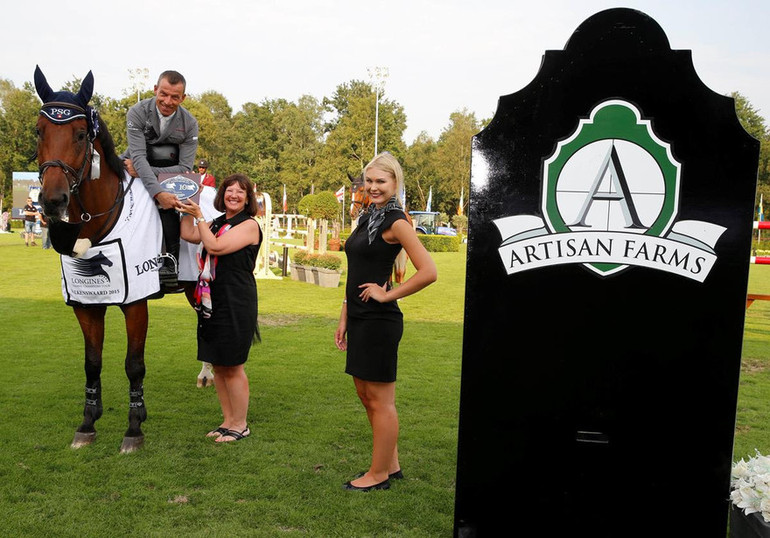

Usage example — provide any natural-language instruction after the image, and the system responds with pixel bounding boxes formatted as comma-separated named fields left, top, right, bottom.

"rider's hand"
left=123, top=158, right=137, bottom=178
left=154, top=191, right=180, bottom=210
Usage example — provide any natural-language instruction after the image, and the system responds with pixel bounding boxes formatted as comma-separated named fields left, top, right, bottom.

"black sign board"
left=454, top=8, right=759, bottom=536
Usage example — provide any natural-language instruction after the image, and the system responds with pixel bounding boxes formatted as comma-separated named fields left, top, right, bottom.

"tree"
left=432, top=109, right=483, bottom=215
left=183, top=91, right=233, bottom=176
left=0, top=80, right=40, bottom=212
left=299, top=191, right=340, bottom=221
left=404, top=131, right=438, bottom=211
left=732, top=92, right=769, bottom=187
left=316, top=80, right=407, bottom=193
left=227, top=100, right=280, bottom=190
left=273, top=95, right=324, bottom=209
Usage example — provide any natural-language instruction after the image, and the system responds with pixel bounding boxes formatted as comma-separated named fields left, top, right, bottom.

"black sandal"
left=217, top=426, right=250, bottom=442
left=206, top=427, right=228, bottom=438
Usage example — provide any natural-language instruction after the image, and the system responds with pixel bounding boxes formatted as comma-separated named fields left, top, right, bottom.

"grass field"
left=2, top=230, right=770, bottom=536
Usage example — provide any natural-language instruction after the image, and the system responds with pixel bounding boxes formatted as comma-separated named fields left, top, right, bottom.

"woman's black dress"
left=197, top=211, right=262, bottom=366
left=344, top=210, right=407, bottom=382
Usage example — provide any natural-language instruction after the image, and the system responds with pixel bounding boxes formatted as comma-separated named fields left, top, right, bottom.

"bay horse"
left=34, top=66, right=157, bottom=453
left=348, top=172, right=409, bottom=284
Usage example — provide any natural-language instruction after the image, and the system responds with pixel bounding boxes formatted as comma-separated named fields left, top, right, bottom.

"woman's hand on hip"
left=358, top=282, right=388, bottom=303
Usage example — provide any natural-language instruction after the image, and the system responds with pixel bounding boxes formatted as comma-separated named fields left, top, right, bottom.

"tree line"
left=1, top=76, right=767, bottom=218
left=0, top=77, right=483, bottom=218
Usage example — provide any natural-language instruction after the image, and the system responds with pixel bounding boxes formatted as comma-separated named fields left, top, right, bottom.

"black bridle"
left=37, top=110, right=131, bottom=228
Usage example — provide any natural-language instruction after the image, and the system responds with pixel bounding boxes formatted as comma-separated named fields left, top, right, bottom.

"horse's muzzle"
left=40, top=194, right=70, bottom=222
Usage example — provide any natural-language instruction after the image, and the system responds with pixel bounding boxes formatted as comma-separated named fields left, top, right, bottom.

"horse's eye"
left=77, top=131, right=87, bottom=142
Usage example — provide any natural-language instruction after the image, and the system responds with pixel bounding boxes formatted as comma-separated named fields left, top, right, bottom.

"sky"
left=2, top=0, right=768, bottom=144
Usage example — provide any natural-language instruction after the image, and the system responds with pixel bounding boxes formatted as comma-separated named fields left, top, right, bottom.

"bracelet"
left=196, top=217, right=206, bottom=224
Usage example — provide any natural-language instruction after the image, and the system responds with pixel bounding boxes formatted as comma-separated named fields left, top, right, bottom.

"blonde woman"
left=335, top=152, right=437, bottom=491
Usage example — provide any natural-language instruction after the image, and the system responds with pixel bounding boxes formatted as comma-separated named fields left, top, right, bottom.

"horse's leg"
left=393, top=248, right=408, bottom=285
left=71, top=305, right=106, bottom=448
left=197, top=362, right=215, bottom=388
left=119, top=301, right=148, bottom=453
left=183, top=281, right=215, bottom=388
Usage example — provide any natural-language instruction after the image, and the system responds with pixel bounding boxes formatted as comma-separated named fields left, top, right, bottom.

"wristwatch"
left=196, top=217, right=206, bottom=224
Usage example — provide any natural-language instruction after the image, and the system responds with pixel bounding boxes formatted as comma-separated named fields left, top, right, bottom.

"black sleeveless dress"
left=344, top=210, right=407, bottom=382
left=197, top=211, right=262, bottom=366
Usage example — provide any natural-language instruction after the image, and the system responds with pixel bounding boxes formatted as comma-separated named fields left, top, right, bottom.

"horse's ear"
left=348, top=173, right=357, bottom=183
left=78, top=71, right=94, bottom=105
left=34, top=65, right=55, bottom=103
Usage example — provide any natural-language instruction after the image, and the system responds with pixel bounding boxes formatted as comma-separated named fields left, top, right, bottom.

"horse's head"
left=34, top=65, right=96, bottom=222
left=348, top=172, right=369, bottom=220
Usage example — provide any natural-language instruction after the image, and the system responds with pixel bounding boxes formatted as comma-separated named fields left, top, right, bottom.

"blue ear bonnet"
left=34, top=65, right=100, bottom=139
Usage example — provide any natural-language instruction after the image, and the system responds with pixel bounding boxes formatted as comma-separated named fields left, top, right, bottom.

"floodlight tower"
left=368, top=66, right=389, bottom=157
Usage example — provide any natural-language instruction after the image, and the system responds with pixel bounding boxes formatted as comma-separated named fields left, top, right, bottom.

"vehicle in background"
left=408, top=211, right=457, bottom=236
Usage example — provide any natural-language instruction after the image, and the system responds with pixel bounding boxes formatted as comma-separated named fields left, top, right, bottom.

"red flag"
left=282, top=184, right=287, bottom=213
left=335, top=185, right=345, bottom=202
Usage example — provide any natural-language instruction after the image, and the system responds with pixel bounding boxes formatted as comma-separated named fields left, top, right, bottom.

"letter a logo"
left=542, top=100, right=681, bottom=276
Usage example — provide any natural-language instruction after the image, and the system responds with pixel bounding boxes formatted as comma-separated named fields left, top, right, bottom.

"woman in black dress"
left=179, top=174, right=262, bottom=443
left=335, top=153, right=437, bottom=491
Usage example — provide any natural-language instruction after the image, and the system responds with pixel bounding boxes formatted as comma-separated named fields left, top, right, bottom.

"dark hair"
left=157, top=70, right=187, bottom=92
left=96, top=114, right=125, bottom=178
left=214, top=174, right=259, bottom=216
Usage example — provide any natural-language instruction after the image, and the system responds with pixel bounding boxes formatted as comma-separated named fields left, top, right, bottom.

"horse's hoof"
left=71, top=431, right=96, bottom=448
left=197, top=375, right=212, bottom=388
left=119, top=435, right=144, bottom=454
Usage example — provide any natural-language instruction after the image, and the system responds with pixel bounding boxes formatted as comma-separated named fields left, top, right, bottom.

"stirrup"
left=158, top=253, right=180, bottom=292
left=158, top=253, right=178, bottom=274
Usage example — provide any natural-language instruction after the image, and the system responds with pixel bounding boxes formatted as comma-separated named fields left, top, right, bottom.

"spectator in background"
left=198, top=159, right=216, bottom=187
left=39, top=211, right=51, bottom=249
left=23, top=197, right=37, bottom=246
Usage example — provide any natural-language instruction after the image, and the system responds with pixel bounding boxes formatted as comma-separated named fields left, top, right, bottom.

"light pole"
left=368, top=66, right=389, bottom=157
left=127, top=67, right=149, bottom=103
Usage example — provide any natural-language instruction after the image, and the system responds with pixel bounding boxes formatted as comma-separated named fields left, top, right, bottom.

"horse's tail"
left=393, top=248, right=408, bottom=285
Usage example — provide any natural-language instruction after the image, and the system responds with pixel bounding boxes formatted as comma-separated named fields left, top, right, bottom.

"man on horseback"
left=122, top=70, right=199, bottom=293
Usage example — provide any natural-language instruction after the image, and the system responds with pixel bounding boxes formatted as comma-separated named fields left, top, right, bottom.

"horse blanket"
left=60, top=172, right=162, bottom=305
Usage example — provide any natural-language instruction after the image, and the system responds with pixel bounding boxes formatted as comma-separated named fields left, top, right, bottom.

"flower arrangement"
left=731, top=451, right=770, bottom=522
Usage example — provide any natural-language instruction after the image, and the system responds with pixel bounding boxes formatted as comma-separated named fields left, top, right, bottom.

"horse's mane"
left=96, top=115, right=125, bottom=179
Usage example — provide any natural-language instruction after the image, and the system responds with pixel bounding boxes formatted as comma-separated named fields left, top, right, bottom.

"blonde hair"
left=364, top=152, right=405, bottom=206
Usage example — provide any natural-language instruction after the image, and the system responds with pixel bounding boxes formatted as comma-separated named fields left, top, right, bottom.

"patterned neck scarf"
left=366, top=196, right=403, bottom=245
left=194, top=220, right=232, bottom=318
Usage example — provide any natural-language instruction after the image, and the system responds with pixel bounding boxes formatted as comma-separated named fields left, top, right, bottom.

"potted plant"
left=307, top=253, right=343, bottom=288
left=730, top=452, right=770, bottom=537
left=290, top=250, right=308, bottom=282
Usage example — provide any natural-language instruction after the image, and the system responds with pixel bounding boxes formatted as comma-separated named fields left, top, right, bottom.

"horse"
left=348, top=173, right=409, bottom=285
left=34, top=66, right=159, bottom=453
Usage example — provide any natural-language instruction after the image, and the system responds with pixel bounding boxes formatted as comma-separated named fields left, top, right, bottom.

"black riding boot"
left=158, top=208, right=181, bottom=293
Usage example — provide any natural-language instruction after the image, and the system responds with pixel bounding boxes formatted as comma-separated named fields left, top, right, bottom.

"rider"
left=122, top=70, right=199, bottom=293
left=198, top=158, right=216, bottom=187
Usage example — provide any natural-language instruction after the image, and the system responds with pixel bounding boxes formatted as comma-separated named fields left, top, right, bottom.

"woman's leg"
left=214, top=364, right=249, bottom=442
left=350, top=377, right=400, bottom=487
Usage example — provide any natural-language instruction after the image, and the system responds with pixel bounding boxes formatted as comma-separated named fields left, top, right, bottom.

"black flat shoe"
left=354, top=469, right=404, bottom=480
left=342, top=478, right=391, bottom=492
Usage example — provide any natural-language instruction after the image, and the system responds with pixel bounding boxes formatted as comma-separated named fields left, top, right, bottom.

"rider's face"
left=154, top=78, right=186, bottom=117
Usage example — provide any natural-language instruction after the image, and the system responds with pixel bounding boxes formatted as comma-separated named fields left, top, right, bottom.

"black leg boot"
left=158, top=208, right=181, bottom=293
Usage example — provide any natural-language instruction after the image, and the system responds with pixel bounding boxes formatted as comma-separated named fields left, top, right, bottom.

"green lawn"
left=0, top=232, right=463, bottom=537
left=2, top=229, right=770, bottom=536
